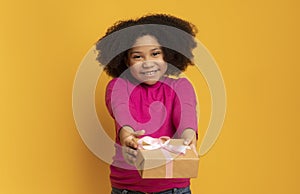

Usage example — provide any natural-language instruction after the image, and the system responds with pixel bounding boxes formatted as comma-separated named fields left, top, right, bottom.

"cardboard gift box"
left=135, top=138, right=199, bottom=178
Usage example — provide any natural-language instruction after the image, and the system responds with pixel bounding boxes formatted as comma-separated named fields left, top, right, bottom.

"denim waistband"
left=111, top=186, right=191, bottom=194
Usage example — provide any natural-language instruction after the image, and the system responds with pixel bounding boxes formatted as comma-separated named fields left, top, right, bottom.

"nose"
left=142, top=61, right=155, bottom=69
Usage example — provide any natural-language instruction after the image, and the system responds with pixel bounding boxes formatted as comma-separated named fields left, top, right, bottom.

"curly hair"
left=95, top=14, right=198, bottom=77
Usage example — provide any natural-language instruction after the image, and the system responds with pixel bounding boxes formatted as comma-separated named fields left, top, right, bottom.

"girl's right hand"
left=120, top=130, right=145, bottom=149
left=119, top=127, right=145, bottom=165
left=121, top=146, right=138, bottom=165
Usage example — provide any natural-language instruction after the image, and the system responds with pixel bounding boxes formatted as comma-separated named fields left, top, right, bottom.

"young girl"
left=96, top=14, right=198, bottom=194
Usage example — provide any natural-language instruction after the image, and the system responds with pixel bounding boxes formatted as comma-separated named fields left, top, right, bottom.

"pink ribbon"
left=137, top=136, right=190, bottom=154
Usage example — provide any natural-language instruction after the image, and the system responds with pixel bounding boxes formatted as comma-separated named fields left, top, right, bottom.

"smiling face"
left=127, top=35, right=167, bottom=85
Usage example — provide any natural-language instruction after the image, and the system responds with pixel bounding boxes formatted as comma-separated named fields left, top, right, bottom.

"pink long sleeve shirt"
left=105, top=76, right=198, bottom=193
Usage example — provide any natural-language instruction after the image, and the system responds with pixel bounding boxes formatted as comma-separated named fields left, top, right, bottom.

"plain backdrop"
left=1, top=0, right=299, bottom=193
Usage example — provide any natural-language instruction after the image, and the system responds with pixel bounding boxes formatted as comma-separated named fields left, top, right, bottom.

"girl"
left=96, top=14, right=198, bottom=194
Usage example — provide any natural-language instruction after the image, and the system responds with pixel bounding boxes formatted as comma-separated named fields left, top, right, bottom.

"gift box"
left=135, top=138, right=199, bottom=178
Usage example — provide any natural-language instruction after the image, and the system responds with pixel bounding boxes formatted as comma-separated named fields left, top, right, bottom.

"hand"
left=181, top=128, right=197, bottom=147
left=119, top=127, right=145, bottom=165
left=122, top=146, right=138, bottom=165
left=119, top=127, right=145, bottom=148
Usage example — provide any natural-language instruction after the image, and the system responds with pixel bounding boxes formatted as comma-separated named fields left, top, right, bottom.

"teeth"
left=142, top=70, right=158, bottom=76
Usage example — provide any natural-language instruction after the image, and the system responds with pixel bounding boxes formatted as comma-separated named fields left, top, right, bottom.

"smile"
left=140, top=69, right=160, bottom=76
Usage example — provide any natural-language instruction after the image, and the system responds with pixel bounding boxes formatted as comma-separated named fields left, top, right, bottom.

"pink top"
left=105, top=76, right=198, bottom=193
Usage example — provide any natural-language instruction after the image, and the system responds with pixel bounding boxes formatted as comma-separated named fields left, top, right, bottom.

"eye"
left=132, top=55, right=142, bottom=60
left=152, top=51, right=161, bottom=57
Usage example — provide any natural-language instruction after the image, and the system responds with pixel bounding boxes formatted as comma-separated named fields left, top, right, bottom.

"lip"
left=140, top=69, right=160, bottom=76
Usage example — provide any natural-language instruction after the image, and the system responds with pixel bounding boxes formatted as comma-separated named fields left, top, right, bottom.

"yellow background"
left=1, top=0, right=299, bottom=193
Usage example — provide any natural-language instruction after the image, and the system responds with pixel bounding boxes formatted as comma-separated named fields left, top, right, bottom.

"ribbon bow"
left=137, top=136, right=190, bottom=155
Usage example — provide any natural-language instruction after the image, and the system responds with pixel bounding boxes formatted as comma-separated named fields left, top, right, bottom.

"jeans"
left=111, top=186, right=191, bottom=194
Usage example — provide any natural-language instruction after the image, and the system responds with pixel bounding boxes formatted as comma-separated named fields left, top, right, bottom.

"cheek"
left=129, top=65, right=140, bottom=76
left=160, top=62, right=168, bottom=72
left=128, top=58, right=136, bottom=66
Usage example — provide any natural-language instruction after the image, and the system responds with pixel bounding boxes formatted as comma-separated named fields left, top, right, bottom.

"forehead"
left=129, top=46, right=161, bottom=54
left=132, top=35, right=161, bottom=47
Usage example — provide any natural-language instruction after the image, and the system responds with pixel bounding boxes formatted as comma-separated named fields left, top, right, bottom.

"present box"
left=135, top=139, right=199, bottom=178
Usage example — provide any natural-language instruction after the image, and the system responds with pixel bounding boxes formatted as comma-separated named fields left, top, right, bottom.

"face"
left=127, top=35, right=167, bottom=85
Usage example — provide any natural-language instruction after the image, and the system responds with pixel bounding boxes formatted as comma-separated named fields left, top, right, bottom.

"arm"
left=172, top=78, right=198, bottom=146
left=105, top=78, right=144, bottom=165
left=105, top=78, right=139, bottom=143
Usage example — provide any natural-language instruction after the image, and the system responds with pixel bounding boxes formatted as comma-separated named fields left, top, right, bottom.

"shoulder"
left=163, top=77, right=194, bottom=89
left=163, top=77, right=196, bottom=100
left=106, top=77, right=129, bottom=90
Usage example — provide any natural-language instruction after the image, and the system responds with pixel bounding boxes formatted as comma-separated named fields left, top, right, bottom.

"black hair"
left=96, top=14, right=198, bottom=77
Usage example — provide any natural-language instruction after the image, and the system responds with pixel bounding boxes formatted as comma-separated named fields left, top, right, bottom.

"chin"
left=144, top=81, right=157, bottom=85
left=141, top=78, right=159, bottom=85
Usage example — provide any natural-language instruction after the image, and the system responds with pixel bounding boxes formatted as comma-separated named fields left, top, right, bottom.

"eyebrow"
left=129, top=47, right=161, bottom=55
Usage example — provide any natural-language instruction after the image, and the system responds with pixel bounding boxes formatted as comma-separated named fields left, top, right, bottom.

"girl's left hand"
left=181, top=128, right=197, bottom=147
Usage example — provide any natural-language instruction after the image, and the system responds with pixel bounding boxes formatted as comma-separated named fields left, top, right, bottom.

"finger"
left=123, top=135, right=136, bottom=147
left=184, top=134, right=196, bottom=145
left=130, top=130, right=145, bottom=148
left=184, top=138, right=192, bottom=145
left=125, top=147, right=138, bottom=156
left=191, top=136, right=197, bottom=146
left=125, top=147, right=137, bottom=164
left=182, top=129, right=196, bottom=145
left=125, top=136, right=138, bottom=149
left=126, top=154, right=136, bottom=164
left=132, top=130, right=145, bottom=137
left=190, top=144, right=198, bottom=155
left=122, top=147, right=137, bottom=165
left=183, top=135, right=193, bottom=145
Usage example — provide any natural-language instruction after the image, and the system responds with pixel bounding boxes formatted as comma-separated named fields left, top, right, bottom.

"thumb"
left=132, top=130, right=145, bottom=137
left=182, top=129, right=196, bottom=145
left=183, top=138, right=192, bottom=145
